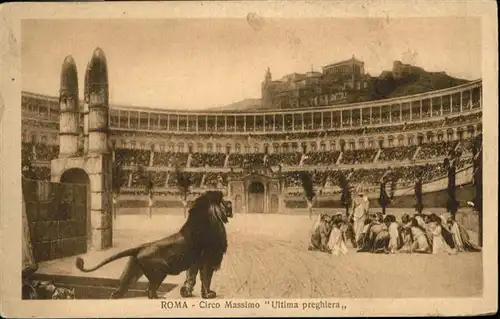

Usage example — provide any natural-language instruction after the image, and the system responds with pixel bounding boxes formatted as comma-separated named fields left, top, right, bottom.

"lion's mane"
left=180, top=191, right=229, bottom=271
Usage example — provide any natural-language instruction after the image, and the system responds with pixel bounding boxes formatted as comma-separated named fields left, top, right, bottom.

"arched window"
left=467, top=125, right=475, bottom=138
left=282, top=143, right=289, bottom=153
left=407, top=135, right=414, bottom=146
left=368, top=139, right=374, bottom=149
left=447, top=128, right=454, bottom=140
left=397, top=135, right=404, bottom=146
left=273, top=143, right=280, bottom=153
left=388, top=136, right=394, bottom=147
left=358, top=139, right=365, bottom=149
left=310, top=142, right=317, bottom=152
left=177, top=143, right=184, bottom=152
left=349, top=140, right=356, bottom=150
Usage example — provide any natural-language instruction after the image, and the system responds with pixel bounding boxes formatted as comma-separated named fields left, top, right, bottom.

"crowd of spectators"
left=190, top=153, right=226, bottom=168
left=22, top=165, right=51, bottom=181
left=378, top=145, right=418, bottom=162
left=228, top=154, right=246, bottom=167
left=282, top=162, right=453, bottom=191
left=152, top=151, right=189, bottom=167
left=302, top=151, right=341, bottom=166
left=266, top=152, right=302, bottom=166
left=204, top=172, right=228, bottom=188
left=22, top=142, right=59, bottom=161
left=341, top=149, right=378, bottom=164
left=22, top=142, right=34, bottom=162
left=115, top=148, right=150, bottom=166
left=242, top=153, right=265, bottom=168
left=444, top=112, right=482, bottom=126
left=415, top=140, right=458, bottom=160
left=34, top=144, right=59, bottom=161
left=458, top=137, right=477, bottom=155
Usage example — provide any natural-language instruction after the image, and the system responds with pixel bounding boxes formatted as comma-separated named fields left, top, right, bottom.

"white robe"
left=327, top=227, right=348, bottom=256
left=429, top=222, right=457, bottom=255
left=352, top=195, right=369, bottom=243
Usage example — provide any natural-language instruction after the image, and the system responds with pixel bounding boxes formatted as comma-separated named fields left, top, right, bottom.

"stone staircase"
left=412, top=146, right=421, bottom=160
left=336, top=152, right=343, bottom=165
left=149, top=151, right=154, bottom=167
left=164, top=173, right=170, bottom=187
left=224, top=154, right=230, bottom=168
left=373, top=149, right=382, bottom=163
left=200, top=173, right=206, bottom=187
left=299, top=153, right=306, bottom=166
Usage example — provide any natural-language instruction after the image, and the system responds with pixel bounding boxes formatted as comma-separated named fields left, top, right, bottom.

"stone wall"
left=22, top=178, right=88, bottom=262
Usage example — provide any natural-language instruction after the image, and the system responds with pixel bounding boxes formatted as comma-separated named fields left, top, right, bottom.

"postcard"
left=0, top=0, right=497, bottom=317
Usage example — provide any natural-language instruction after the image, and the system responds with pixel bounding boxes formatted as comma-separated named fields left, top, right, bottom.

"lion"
left=75, top=190, right=232, bottom=299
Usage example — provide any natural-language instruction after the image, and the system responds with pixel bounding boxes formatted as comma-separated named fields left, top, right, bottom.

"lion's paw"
left=202, top=290, right=216, bottom=299
left=180, top=286, right=194, bottom=298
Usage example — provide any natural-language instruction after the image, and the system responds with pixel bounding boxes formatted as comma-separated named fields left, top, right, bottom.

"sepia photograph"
left=1, top=1, right=498, bottom=317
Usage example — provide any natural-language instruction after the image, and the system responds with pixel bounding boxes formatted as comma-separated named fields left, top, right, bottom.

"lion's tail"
left=75, top=247, right=140, bottom=273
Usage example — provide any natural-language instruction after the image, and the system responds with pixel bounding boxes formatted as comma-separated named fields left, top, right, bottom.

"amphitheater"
left=22, top=52, right=483, bottom=299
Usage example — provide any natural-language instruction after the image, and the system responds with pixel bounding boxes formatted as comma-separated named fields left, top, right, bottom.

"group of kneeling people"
left=309, top=211, right=481, bottom=256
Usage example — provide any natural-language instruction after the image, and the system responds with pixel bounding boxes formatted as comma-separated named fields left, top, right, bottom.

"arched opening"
left=247, top=181, right=265, bottom=214
left=234, top=195, right=242, bottom=214
left=377, top=138, right=384, bottom=149
left=339, top=139, right=346, bottom=152
left=60, top=168, right=91, bottom=254
left=417, top=133, right=424, bottom=146
left=61, top=168, right=90, bottom=184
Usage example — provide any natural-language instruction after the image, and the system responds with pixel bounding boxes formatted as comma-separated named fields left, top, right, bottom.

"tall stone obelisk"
left=82, top=61, right=91, bottom=154
left=85, top=47, right=113, bottom=250
left=51, top=48, right=113, bottom=251
left=58, top=56, right=80, bottom=158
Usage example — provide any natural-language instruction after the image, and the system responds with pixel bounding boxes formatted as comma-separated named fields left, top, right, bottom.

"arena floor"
left=37, top=207, right=483, bottom=299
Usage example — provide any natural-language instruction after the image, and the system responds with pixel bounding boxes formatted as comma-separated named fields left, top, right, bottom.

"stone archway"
left=60, top=168, right=91, bottom=253
left=248, top=181, right=265, bottom=214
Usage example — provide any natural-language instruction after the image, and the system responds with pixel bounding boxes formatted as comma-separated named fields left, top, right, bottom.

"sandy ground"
left=37, top=208, right=483, bottom=299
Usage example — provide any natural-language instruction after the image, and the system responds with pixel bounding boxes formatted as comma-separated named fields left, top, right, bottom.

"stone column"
left=58, top=56, right=80, bottom=158
left=86, top=47, right=113, bottom=250
left=83, top=61, right=91, bottom=154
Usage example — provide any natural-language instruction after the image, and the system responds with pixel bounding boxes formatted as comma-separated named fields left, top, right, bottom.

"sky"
left=22, top=17, right=481, bottom=110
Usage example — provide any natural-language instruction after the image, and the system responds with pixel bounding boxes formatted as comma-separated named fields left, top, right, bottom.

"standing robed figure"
left=350, top=186, right=370, bottom=246
left=339, top=169, right=353, bottom=216
left=414, top=168, right=424, bottom=214
left=379, top=168, right=392, bottom=215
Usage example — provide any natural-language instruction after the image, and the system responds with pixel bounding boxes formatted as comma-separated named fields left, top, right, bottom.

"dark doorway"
left=248, top=181, right=265, bottom=213
left=60, top=168, right=91, bottom=254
